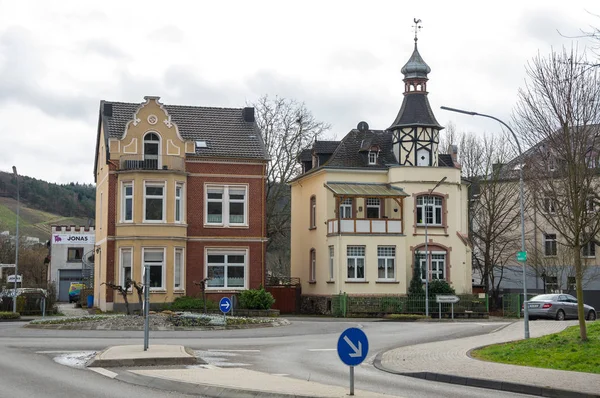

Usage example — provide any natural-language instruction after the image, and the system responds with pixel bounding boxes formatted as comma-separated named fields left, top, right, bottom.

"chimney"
left=448, top=144, right=458, bottom=163
left=243, top=107, right=255, bottom=122
left=103, top=103, right=113, bottom=117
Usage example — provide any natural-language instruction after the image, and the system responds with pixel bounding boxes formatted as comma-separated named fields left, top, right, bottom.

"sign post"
left=143, top=264, right=150, bottom=351
left=435, top=295, right=460, bottom=319
left=219, top=297, right=232, bottom=324
left=337, top=327, right=369, bottom=396
left=516, top=251, right=527, bottom=262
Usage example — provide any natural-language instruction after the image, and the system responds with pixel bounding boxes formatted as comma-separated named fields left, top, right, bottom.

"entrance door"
left=58, top=269, right=83, bottom=302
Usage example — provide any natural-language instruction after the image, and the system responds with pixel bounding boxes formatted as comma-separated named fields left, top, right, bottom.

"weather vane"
left=412, top=18, right=422, bottom=42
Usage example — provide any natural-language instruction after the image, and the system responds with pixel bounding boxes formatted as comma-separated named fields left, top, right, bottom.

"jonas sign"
left=52, top=234, right=95, bottom=245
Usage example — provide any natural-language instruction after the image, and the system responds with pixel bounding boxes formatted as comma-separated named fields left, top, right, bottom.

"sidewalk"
left=376, top=320, right=600, bottom=398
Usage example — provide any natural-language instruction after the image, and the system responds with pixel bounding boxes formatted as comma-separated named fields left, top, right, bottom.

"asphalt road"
left=0, top=318, right=536, bottom=398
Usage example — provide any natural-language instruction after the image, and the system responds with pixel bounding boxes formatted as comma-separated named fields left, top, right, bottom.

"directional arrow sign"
left=337, top=327, right=368, bottom=366
left=219, top=297, right=232, bottom=314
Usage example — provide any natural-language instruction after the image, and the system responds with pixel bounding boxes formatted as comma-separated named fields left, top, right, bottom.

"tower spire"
left=412, top=18, right=422, bottom=44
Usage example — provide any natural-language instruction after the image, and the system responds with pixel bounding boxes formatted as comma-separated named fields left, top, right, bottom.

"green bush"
left=429, top=280, right=456, bottom=296
left=239, top=287, right=275, bottom=310
left=170, top=296, right=218, bottom=311
left=0, top=312, right=21, bottom=320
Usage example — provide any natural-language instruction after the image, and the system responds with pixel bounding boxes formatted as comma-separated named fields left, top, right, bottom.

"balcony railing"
left=327, top=218, right=402, bottom=235
left=118, top=155, right=185, bottom=172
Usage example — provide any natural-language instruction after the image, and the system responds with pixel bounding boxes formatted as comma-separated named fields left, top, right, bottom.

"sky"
left=0, top=0, right=598, bottom=184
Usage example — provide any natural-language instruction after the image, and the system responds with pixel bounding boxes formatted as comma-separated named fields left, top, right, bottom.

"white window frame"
left=544, top=233, right=557, bottom=256
left=205, top=185, right=248, bottom=227
left=417, top=196, right=443, bottom=226
left=175, top=182, right=184, bottom=223
left=174, top=247, right=184, bottom=291
left=143, top=181, right=166, bottom=223
left=368, top=151, right=377, bottom=165
left=329, top=246, right=334, bottom=281
left=366, top=198, right=380, bottom=218
left=339, top=198, right=352, bottom=219
left=143, top=132, right=161, bottom=169
left=122, top=181, right=134, bottom=222
left=309, top=249, right=316, bottom=282
left=310, top=196, right=317, bottom=228
left=418, top=251, right=446, bottom=281
left=346, top=245, right=366, bottom=281
left=142, top=247, right=166, bottom=291
left=377, top=246, right=395, bottom=280
left=205, top=249, right=248, bottom=290
left=120, top=247, right=133, bottom=290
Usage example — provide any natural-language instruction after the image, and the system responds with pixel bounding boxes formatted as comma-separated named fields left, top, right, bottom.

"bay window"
left=144, top=182, right=165, bottom=222
left=143, top=248, right=165, bottom=289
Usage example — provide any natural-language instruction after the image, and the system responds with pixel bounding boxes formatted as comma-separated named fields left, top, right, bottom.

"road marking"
left=207, top=349, right=260, bottom=352
left=88, top=367, right=118, bottom=379
left=271, top=373, right=289, bottom=377
left=307, top=348, right=336, bottom=352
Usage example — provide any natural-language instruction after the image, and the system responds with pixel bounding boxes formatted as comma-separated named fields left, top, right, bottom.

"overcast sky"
left=0, top=0, right=598, bottom=184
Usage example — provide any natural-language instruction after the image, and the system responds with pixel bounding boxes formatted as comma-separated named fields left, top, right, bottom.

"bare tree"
left=469, top=134, right=522, bottom=309
left=101, top=281, right=131, bottom=315
left=252, top=95, right=331, bottom=275
left=514, top=47, right=600, bottom=341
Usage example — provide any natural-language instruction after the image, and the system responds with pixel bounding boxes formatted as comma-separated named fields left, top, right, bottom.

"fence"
left=502, top=293, right=537, bottom=318
left=331, top=294, right=488, bottom=318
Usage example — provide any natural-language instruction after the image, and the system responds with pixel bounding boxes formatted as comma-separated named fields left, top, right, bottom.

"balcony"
left=327, top=218, right=402, bottom=235
left=118, top=155, right=185, bottom=172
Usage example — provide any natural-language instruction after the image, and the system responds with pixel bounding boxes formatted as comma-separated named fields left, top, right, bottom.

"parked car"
left=524, top=294, right=596, bottom=321
left=68, top=282, right=84, bottom=303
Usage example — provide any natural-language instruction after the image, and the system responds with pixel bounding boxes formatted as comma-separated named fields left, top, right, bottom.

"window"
left=174, top=248, right=184, bottom=290
left=67, top=248, right=83, bottom=262
left=310, top=196, right=316, bottom=228
left=339, top=198, right=353, bottom=219
left=206, top=185, right=247, bottom=226
left=416, top=196, right=443, bottom=226
left=586, top=153, right=597, bottom=168
left=586, top=197, right=596, bottom=212
left=418, top=252, right=446, bottom=281
left=546, top=276, right=558, bottom=292
left=122, top=182, right=133, bottom=222
left=544, top=233, right=557, bottom=256
left=366, top=198, right=380, bottom=218
left=377, top=246, right=395, bottom=280
left=175, top=183, right=184, bottom=223
left=347, top=246, right=365, bottom=280
left=543, top=198, right=555, bottom=214
left=309, top=249, right=316, bottom=282
left=144, top=182, right=165, bottom=222
left=548, top=156, right=556, bottom=172
left=143, top=248, right=165, bottom=289
left=143, top=132, right=160, bottom=169
left=206, top=250, right=246, bottom=289
left=582, top=241, right=596, bottom=257
left=368, top=151, right=377, bottom=165
left=120, top=248, right=132, bottom=288
left=329, top=246, right=334, bottom=281
left=567, top=277, right=576, bottom=291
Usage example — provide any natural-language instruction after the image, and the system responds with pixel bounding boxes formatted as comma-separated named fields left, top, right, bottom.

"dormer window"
left=368, top=151, right=377, bottom=165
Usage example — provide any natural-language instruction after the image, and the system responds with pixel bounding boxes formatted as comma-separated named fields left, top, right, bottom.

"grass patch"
left=472, top=322, right=600, bottom=373
left=384, top=314, right=429, bottom=321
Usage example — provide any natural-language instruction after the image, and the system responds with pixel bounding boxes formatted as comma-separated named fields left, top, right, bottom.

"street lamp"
left=441, top=106, right=530, bottom=339
left=12, top=166, right=20, bottom=314
left=424, top=176, right=447, bottom=317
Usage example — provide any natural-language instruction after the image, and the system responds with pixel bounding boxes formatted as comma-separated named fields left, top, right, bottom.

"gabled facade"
left=290, top=38, right=472, bottom=313
left=93, top=96, right=268, bottom=311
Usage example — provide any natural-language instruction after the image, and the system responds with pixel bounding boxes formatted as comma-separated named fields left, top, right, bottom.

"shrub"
left=429, top=280, right=456, bottom=296
left=239, top=287, right=275, bottom=310
left=0, top=312, right=20, bottom=320
left=170, top=296, right=218, bottom=311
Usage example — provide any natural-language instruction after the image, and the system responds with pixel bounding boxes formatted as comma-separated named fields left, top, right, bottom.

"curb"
left=373, top=353, right=600, bottom=398
left=114, top=369, right=339, bottom=398
left=87, top=346, right=200, bottom=368
left=23, top=319, right=290, bottom=330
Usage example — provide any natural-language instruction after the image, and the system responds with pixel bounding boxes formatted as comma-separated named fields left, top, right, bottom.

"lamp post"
left=441, top=106, right=530, bottom=339
left=12, top=166, right=20, bottom=313
left=424, top=176, right=447, bottom=317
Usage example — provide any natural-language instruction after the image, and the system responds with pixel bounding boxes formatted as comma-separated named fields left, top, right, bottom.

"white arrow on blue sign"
left=337, top=327, right=369, bottom=366
left=219, top=297, right=232, bottom=314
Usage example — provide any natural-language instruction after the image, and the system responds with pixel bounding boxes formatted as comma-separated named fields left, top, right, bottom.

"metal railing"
left=118, top=155, right=185, bottom=172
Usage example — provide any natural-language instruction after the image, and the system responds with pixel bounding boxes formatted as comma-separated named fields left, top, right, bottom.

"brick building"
left=93, top=96, right=268, bottom=311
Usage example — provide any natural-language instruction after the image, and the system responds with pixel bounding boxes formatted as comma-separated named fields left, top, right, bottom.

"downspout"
left=262, top=162, right=266, bottom=287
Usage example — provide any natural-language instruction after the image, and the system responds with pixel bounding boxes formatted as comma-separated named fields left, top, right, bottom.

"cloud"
left=82, top=39, right=128, bottom=59
left=147, top=26, right=185, bottom=43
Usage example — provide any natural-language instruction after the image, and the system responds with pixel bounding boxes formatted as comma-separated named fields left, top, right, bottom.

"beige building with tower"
left=291, top=35, right=472, bottom=312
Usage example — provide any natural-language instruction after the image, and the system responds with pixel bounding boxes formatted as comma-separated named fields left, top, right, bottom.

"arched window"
left=310, top=195, right=316, bottom=229
left=143, top=132, right=160, bottom=169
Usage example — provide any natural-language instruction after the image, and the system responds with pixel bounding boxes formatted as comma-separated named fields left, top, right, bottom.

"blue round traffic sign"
left=337, top=327, right=369, bottom=366
left=219, top=297, right=232, bottom=314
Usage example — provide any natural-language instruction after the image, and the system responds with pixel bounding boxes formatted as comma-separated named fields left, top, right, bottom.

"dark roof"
left=388, top=93, right=443, bottom=130
left=299, top=149, right=312, bottom=162
left=438, top=154, right=455, bottom=167
left=401, top=42, right=431, bottom=79
left=101, top=100, right=268, bottom=160
left=324, top=129, right=395, bottom=169
left=313, top=140, right=341, bottom=154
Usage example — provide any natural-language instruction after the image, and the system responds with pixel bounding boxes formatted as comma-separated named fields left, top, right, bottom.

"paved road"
left=0, top=319, right=535, bottom=398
